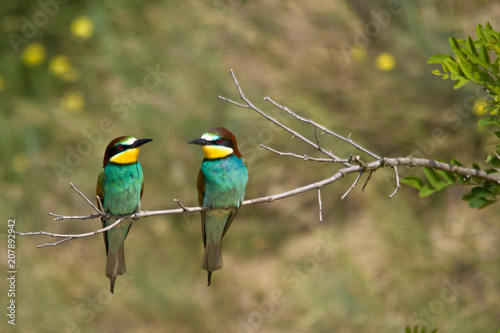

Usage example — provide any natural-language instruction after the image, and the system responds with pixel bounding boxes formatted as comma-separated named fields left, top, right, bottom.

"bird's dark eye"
left=216, top=138, right=223, bottom=144
left=117, top=144, right=124, bottom=150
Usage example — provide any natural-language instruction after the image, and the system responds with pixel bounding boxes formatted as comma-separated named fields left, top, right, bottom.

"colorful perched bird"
left=96, top=136, right=152, bottom=293
left=188, top=127, right=249, bottom=286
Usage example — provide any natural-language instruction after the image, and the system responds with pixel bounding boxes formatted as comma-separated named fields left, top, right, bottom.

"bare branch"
left=264, top=96, right=380, bottom=160
left=97, top=195, right=104, bottom=215
left=70, top=183, right=102, bottom=214
left=218, top=70, right=349, bottom=166
left=48, top=212, right=102, bottom=221
left=389, top=167, right=401, bottom=198
left=317, top=188, right=323, bottom=223
left=341, top=171, right=363, bottom=199
left=260, top=144, right=347, bottom=163
left=362, top=170, right=374, bottom=191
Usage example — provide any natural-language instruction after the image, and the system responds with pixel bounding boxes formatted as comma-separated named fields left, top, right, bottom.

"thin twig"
left=97, top=195, right=104, bottom=215
left=48, top=212, right=102, bottom=221
left=389, top=166, right=401, bottom=198
left=260, top=144, right=346, bottom=163
left=38, top=237, right=74, bottom=248
left=264, top=97, right=381, bottom=160
left=341, top=171, right=363, bottom=199
left=317, top=188, right=323, bottom=223
left=70, top=183, right=101, bottom=214
left=174, top=199, right=188, bottom=212
left=218, top=70, right=349, bottom=166
left=362, top=170, right=374, bottom=191
left=18, top=217, right=129, bottom=247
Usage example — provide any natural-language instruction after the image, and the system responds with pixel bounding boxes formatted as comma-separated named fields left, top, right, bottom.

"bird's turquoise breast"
left=201, top=154, right=248, bottom=209
left=103, top=162, right=143, bottom=215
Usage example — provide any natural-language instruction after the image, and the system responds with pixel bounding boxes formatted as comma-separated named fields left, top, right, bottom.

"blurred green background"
left=2, top=0, right=500, bottom=332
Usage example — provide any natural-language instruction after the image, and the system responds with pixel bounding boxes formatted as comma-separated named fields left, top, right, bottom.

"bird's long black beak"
left=131, top=138, right=153, bottom=148
left=188, top=138, right=209, bottom=146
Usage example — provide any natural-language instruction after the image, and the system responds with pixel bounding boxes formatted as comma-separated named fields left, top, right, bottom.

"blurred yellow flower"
left=22, top=42, right=46, bottom=66
left=70, top=16, right=94, bottom=39
left=12, top=153, right=29, bottom=173
left=473, top=99, right=488, bottom=115
left=60, top=90, right=85, bottom=112
left=49, top=55, right=79, bottom=82
left=375, top=52, right=396, bottom=71
left=351, top=46, right=366, bottom=62
left=0, top=75, right=5, bottom=91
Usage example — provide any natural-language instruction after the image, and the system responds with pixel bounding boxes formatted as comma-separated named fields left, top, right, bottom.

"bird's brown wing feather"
left=96, top=167, right=109, bottom=254
left=197, top=169, right=207, bottom=247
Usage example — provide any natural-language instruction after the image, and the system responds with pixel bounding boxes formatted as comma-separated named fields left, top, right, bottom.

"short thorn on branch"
left=174, top=199, right=188, bottom=212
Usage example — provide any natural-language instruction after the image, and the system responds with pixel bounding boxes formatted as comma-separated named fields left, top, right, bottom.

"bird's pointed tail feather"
left=106, top=244, right=126, bottom=293
left=202, top=242, right=223, bottom=286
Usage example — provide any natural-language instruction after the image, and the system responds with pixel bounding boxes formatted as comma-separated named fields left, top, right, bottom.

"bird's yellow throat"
left=201, top=145, right=233, bottom=160
left=109, top=148, right=140, bottom=164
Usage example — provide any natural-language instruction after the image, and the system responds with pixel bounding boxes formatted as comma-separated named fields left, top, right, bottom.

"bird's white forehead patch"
left=118, top=137, right=137, bottom=146
left=201, top=133, right=219, bottom=141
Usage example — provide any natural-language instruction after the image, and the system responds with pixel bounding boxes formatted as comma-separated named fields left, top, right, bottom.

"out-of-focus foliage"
left=405, top=326, right=438, bottom=333
left=2, top=1, right=500, bottom=332
left=405, top=22, right=500, bottom=209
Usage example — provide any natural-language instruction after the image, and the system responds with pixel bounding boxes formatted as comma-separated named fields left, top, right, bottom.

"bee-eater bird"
left=188, top=127, right=249, bottom=286
left=96, top=136, right=152, bottom=293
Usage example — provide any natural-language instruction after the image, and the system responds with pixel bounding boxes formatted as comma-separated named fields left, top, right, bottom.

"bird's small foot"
left=133, top=212, right=140, bottom=220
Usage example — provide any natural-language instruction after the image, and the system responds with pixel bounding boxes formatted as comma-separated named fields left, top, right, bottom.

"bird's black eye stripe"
left=213, top=138, right=233, bottom=148
left=108, top=144, right=129, bottom=158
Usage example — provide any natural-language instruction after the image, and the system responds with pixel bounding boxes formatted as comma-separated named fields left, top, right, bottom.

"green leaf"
left=470, top=186, right=491, bottom=198
left=427, top=54, right=455, bottom=64
left=479, top=44, right=491, bottom=66
left=431, top=69, right=442, bottom=76
left=437, top=170, right=456, bottom=185
left=460, top=48, right=490, bottom=68
left=459, top=60, right=473, bottom=79
left=478, top=117, right=500, bottom=127
left=476, top=24, right=490, bottom=44
left=466, top=36, right=478, bottom=56
left=485, top=153, right=500, bottom=167
left=494, top=131, right=500, bottom=139
left=443, top=59, right=460, bottom=77
left=405, top=327, right=411, bottom=333
left=468, top=196, right=488, bottom=209
left=419, top=184, right=436, bottom=197
left=401, top=176, right=424, bottom=189
left=485, top=168, right=498, bottom=175
left=423, top=167, right=441, bottom=188
left=471, top=69, right=494, bottom=85
left=450, top=159, right=463, bottom=167
left=491, top=58, right=499, bottom=76
left=453, top=77, right=469, bottom=89
left=449, top=37, right=467, bottom=61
